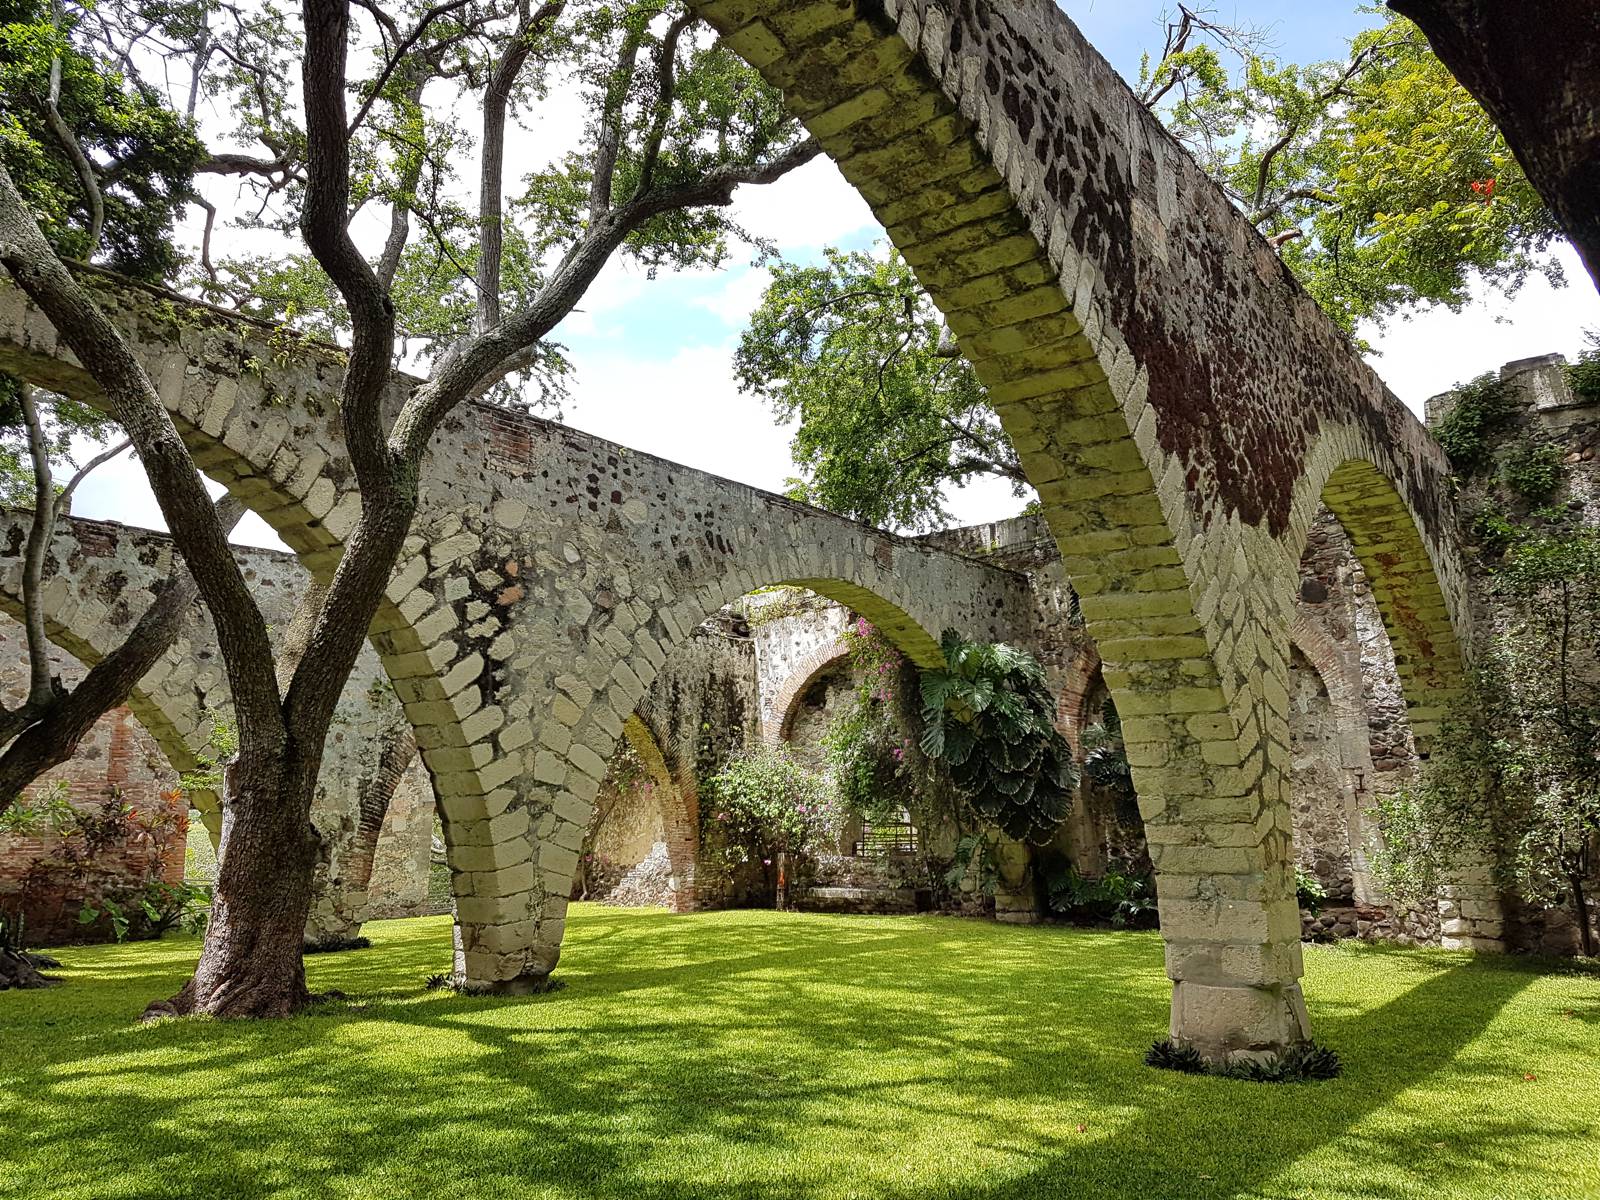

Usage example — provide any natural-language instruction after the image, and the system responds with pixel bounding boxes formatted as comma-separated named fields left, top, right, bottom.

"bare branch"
left=477, top=1, right=567, bottom=333
left=54, top=437, right=132, bottom=517
left=590, top=24, right=645, bottom=220
left=18, top=385, right=58, bottom=712
left=409, top=136, right=824, bottom=452
left=635, top=12, right=697, bottom=198
left=44, top=0, right=104, bottom=259
left=346, top=0, right=474, bottom=139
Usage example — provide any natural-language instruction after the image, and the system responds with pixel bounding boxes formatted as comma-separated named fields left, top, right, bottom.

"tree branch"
left=589, top=23, right=645, bottom=221
left=0, top=158, right=283, bottom=746
left=476, top=1, right=567, bottom=334
left=18, top=384, right=59, bottom=712
left=406, top=136, right=823, bottom=458
left=44, top=0, right=104, bottom=259
left=54, top=437, right=132, bottom=517
left=635, top=11, right=696, bottom=198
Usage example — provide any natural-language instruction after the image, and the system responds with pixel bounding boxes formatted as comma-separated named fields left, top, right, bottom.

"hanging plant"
left=918, top=630, right=1077, bottom=843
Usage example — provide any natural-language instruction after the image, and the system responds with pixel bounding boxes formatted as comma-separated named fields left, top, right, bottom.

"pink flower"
left=763, top=858, right=772, bottom=865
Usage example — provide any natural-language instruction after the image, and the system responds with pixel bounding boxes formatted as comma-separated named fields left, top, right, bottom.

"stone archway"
left=766, top=637, right=852, bottom=748
left=688, top=0, right=1475, bottom=1059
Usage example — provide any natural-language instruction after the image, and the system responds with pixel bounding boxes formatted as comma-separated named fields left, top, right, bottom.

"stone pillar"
left=991, top=836, right=1040, bottom=924
left=1119, top=644, right=1311, bottom=1063
left=1439, top=856, right=1507, bottom=951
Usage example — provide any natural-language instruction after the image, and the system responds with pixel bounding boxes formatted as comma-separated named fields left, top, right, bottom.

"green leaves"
left=0, top=0, right=203, bottom=280
left=917, top=630, right=1076, bottom=844
left=735, top=245, right=1024, bottom=531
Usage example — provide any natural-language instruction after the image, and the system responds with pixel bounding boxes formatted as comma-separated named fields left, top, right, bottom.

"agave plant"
left=918, top=630, right=1077, bottom=843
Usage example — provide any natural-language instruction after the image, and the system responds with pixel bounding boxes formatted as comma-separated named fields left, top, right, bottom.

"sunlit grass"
left=2, top=906, right=1596, bottom=1199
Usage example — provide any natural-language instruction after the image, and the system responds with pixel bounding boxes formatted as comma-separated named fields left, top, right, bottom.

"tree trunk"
left=1570, top=872, right=1596, bottom=958
left=146, top=750, right=320, bottom=1019
left=1388, top=0, right=1600, bottom=291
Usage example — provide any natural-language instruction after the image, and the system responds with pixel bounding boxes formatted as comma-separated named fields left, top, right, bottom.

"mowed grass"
left=2, top=907, right=1597, bottom=1200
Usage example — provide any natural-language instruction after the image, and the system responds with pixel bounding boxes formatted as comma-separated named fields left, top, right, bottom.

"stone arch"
left=447, top=537, right=998, bottom=993
left=613, top=713, right=700, bottom=913
left=0, top=510, right=226, bottom=830
left=1307, top=460, right=1469, bottom=755
left=1056, top=640, right=1103, bottom=757
left=765, top=636, right=852, bottom=747
left=684, top=0, right=1482, bottom=1058
left=1285, top=623, right=1382, bottom=907
left=1289, top=457, right=1497, bottom=947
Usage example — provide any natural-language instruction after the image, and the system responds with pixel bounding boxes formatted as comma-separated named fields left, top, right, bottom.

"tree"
left=1148, top=6, right=1559, bottom=332
left=735, top=247, right=1024, bottom=530
left=739, top=6, right=1563, bottom=528
left=1388, top=0, right=1600, bottom=294
left=1, top=0, right=817, bottom=1018
left=0, top=0, right=246, bottom=816
left=1373, top=531, right=1600, bottom=957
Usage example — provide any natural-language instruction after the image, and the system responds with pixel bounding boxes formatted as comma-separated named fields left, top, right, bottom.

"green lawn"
left=2, top=907, right=1597, bottom=1200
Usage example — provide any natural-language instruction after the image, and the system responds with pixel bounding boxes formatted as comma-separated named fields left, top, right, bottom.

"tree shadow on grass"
left=0, top=912, right=1574, bottom=1200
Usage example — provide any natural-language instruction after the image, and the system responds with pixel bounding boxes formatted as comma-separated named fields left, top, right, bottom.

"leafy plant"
left=823, top=618, right=918, bottom=826
left=1568, top=331, right=1600, bottom=403
left=1294, top=865, right=1328, bottom=915
left=1434, top=373, right=1518, bottom=477
left=1146, top=1038, right=1342, bottom=1082
left=1046, top=865, right=1160, bottom=929
left=942, top=833, right=999, bottom=899
left=1223, top=1041, right=1343, bottom=1083
left=918, top=631, right=1076, bottom=843
left=1468, top=502, right=1526, bottom=555
left=1145, top=1039, right=1207, bottom=1074
left=1373, top=529, right=1600, bottom=955
left=1500, top=438, right=1563, bottom=501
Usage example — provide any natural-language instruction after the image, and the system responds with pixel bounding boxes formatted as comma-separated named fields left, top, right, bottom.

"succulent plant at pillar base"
left=917, top=630, right=1077, bottom=844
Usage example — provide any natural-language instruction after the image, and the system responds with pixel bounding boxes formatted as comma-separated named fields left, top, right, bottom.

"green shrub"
left=1045, top=865, right=1159, bottom=929
left=918, top=631, right=1077, bottom=843
left=1469, top=503, right=1526, bottom=554
left=1500, top=438, right=1563, bottom=501
left=1145, top=1039, right=1206, bottom=1074
left=1568, top=332, right=1600, bottom=402
left=1294, top=865, right=1327, bottom=914
left=1146, top=1038, right=1342, bottom=1082
left=1433, top=373, right=1517, bottom=476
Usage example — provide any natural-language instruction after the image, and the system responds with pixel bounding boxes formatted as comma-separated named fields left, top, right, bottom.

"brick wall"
left=0, top=610, right=187, bottom=944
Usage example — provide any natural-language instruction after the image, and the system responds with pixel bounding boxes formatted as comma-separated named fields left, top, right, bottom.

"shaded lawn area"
left=2, top=907, right=1597, bottom=1200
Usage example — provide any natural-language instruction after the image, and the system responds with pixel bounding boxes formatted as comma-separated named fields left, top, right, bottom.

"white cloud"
left=1362, top=244, right=1600, bottom=413
left=562, top=341, right=798, bottom=495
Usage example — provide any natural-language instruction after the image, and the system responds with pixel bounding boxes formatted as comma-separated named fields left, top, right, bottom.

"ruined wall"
left=0, top=511, right=438, bottom=944
left=364, top=764, right=437, bottom=920
left=0, top=610, right=189, bottom=943
left=1432, top=355, right=1600, bottom=955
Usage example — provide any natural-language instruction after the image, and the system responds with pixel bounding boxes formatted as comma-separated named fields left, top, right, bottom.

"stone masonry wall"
left=0, top=610, right=189, bottom=943
left=0, top=510, right=437, bottom=944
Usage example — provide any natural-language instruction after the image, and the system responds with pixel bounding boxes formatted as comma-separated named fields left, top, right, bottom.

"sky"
left=66, top=0, right=1600, bottom=548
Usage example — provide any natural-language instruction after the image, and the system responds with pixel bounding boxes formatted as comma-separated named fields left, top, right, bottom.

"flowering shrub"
left=823, top=619, right=920, bottom=825
left=702, top=747, right=838, bottom=902
left=3, top=786, right=206, bottom=942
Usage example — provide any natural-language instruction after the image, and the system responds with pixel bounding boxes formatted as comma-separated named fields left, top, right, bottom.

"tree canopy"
left=735, top=247, right=1023, bottom=530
